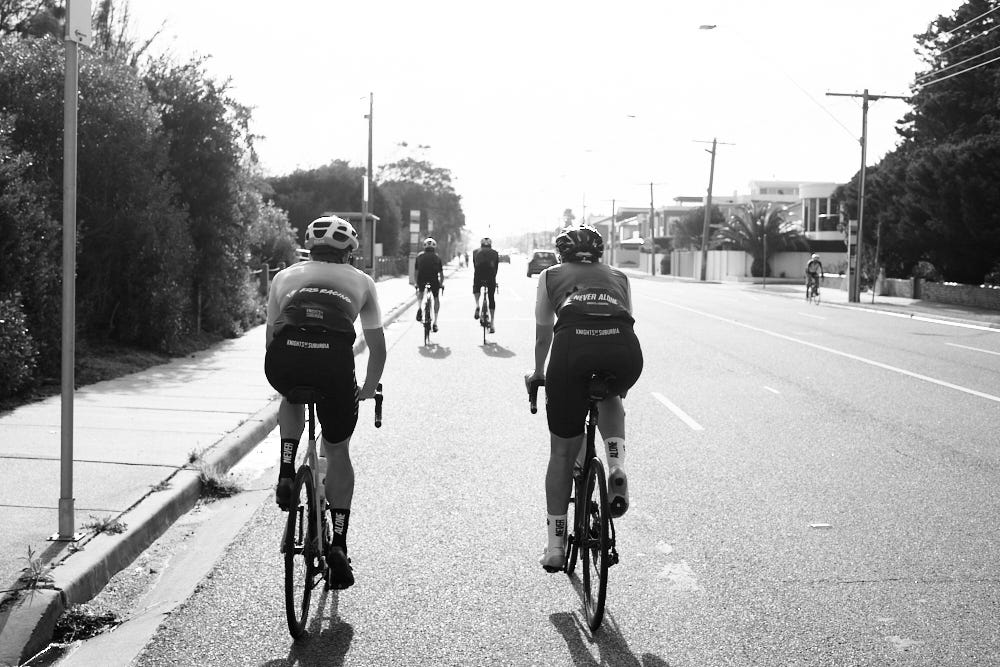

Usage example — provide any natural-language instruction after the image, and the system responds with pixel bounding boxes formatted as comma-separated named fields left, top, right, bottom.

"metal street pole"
left=826, top=88, right=906, bottom=302
left=58, top=0, right=90, bottom=542
left=609, top=198, right=616, bottom=265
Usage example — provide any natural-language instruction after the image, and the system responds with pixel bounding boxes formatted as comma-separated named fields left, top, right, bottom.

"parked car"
left=527, top=250, right=558, bottom=277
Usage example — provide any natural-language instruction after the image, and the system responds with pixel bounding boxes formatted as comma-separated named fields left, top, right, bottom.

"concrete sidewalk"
left=622, top=269, right=1000, bottom=330
left=0, top=273, right=421, bottom=665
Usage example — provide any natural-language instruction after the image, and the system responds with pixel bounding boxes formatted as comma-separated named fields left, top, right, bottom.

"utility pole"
left=649, top=182, right=656, bottom=276
left=362, top=92, right=373, bottom=268
left=609, top=198, right=616, bottom=265
left=695, top=138, right=734, bottom=281
left=826, top=88, right=906, bottom=302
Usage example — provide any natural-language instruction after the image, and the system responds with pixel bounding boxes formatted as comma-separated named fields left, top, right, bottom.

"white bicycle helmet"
left=423, top=237, right=437, bottom=249
left=305, top=216, right=360, bottom=251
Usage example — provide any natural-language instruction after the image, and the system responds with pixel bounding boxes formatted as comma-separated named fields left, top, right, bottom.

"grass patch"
left=82, top=514, right=128, bottom=535
left=19, top=546, right=53, bottom=590
left=196, top=463, right=242, bottom=500
left=52, top=604, right=120, bottom=643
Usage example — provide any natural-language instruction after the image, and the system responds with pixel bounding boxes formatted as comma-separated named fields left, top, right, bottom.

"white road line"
left=945, top=342, right=1000, bottom=357
left=645, top=296, right=1000, bottom=405
left=763, top=386, right=781, bottom=395
left=652, top=392, right=704, bottom=431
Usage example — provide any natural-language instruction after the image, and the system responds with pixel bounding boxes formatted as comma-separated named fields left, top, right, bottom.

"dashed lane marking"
left=763, top=386, right=781, bottom=394
left=644, top=296, right=1000, bottom=405
left=652, top=392, right=704, bottom=431
left=945, top=342, right=1000, bottom=357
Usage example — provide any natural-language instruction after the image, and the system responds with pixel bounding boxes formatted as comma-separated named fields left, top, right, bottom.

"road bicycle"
left=806, top=274, right=821, bottom=304
left=479, top=285, right=493, bottom=344
left=282, top=383, right=383, bottom=639
left=419, top=283, right=434, bottom=345
left=527, top=372, right=619, bottom=631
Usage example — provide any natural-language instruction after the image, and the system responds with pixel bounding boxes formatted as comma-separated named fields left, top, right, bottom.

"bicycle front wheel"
left=580, top=457, right=610, bottom=631
left=284, top=466, right=317, bottom=639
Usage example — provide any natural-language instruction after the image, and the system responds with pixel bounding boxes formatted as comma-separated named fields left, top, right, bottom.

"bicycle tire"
left=423, top=298, right=432, bottom=345
left=284, top=466, right=316, bottom=639
left=565, top=469, right=581, bottom=574
left=580, top=457, right=609, bottom=631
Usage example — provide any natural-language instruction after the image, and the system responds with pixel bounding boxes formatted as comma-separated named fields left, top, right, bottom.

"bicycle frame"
left=479, top=285, right=491, bottom=343
left=421, top=283, right=434, bottom=345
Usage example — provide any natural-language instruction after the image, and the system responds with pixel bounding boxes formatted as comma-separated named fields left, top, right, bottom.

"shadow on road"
left=418, top=344, right=451, bottom=359
left=548, top=574, right=672, bottom=666
left=480, top=343, right=515, bottom=358
left=263, top=590, right=354, bottom=666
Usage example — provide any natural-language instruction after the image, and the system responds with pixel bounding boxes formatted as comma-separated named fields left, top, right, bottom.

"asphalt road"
left=48, top=259, right=1000, bottom=666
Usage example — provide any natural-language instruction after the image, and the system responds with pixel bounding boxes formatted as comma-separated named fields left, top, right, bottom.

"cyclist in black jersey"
left=415, top=237, right=444, bottom=332
left=472, top=237, right=499, bottom=332
left=525, top=225, right=643, bottom=571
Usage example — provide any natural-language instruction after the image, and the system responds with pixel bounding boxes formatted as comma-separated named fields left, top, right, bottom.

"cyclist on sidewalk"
left=264, top=215, right=387, bottom=589
left=805, top=253, right=824, bottom=298
left=525, top=225, right=643, bottom=571
left=472, top=237, right=499, bottom=332
left=415, top=237, right=444, bottom=332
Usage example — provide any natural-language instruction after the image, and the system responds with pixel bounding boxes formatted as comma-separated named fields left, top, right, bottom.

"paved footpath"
left=0, top=273, right=422, bottom=666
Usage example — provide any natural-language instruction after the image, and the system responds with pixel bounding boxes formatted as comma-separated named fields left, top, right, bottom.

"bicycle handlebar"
left=374, top=383, right=383, bottom=428
left=525, top=375, right=544, bottom=414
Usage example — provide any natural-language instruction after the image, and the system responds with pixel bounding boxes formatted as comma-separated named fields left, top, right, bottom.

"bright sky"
left=127, top=0, right=962, bottom=237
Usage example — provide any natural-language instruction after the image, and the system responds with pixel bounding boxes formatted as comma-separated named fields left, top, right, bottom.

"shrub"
left=0, top=294, right=39, bottom=398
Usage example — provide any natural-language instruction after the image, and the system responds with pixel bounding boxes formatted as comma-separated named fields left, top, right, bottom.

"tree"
left=266, top=160, right=400, bottom=257
left=562, top=208, right=575, bottom=226
left=715, top=202, right=808, bottom=277
left=144, top=55, right=260, bottom=337
left=861, top=0, right=1000, bottom=284
left=673, top=206, right=724, bottom=250
left=378, top=157, right=465, bottom=258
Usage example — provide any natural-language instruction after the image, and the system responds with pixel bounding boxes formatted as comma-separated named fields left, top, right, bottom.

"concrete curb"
left=4, top=282, right=423, bottom=666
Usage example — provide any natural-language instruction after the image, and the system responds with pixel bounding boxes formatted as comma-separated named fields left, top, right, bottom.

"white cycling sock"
left=547, top=513, right=567, bottom=548
left=605, top=437, right=625, bottom=470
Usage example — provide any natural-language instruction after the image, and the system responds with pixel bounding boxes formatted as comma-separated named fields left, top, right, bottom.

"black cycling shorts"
left=417, top=280, right=441, bottom=298
left=545, top=320, right=643, bottom=438
left=473, top=279, right=497, bottom=309
left=264, top=330, right=359, bottom=443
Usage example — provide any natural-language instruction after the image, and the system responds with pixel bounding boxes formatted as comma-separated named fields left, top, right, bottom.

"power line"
left=937, top=20, right=1000, bottom=57
left=944, top=4, right=1000, bottom=37
left=919, top=51, right=1000, bottom=87
left=917, top=41, right=1000, bottom=83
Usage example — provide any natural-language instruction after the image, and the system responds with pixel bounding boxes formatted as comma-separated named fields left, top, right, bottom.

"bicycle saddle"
left=285, top=386, right=326, bottom=405
left=586, top=372, right=617, bottom=401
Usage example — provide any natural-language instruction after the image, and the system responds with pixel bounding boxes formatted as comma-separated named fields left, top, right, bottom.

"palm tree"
left=715, top=201, right=808, bottom=277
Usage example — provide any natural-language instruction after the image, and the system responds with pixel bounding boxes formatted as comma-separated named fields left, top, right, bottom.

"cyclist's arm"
left=264, top=273, right=282, bottom=349
left=358, top=277, right=385, bottom=400
left=359, top=327, right=386, bottom=400
left=532, top=272, right=555, bottom=377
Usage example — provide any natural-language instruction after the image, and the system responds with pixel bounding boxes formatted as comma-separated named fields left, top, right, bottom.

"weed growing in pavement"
left=82, top=514, right=128, bottom=535
left=52, top=604, right=120, bottom=643
left=196, top=463, right=242, bottom=500
left=20, top=546, right=54, bottom=589
left=150, top=479, right=171, bottom=492
left=187, top=448, right=202, bottom=464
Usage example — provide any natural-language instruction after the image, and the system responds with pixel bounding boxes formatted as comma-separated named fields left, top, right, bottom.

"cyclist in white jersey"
left=264, top=216, right=386, bottom=589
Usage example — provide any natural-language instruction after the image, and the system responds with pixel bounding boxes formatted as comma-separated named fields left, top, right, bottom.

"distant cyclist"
left=415, top=237, right=444, bottom=332
left=525, top=225, right=643, bottom=571
left=472, top=237, right=499, bottom=332
left=264, top=215, right=387, bottom=589
left=805, top=253, right=824, bottom=298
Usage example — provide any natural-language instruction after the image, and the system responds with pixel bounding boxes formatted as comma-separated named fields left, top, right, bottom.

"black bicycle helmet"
left=555, top=225, right=604, bottom=263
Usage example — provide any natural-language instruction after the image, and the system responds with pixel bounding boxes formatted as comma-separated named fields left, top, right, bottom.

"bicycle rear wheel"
left=423, top=299, right=432, bottom=345
left=565, top=468, right=582, bottom=574
left=284, top=466, right=317, bottom=639
left=580, top=457, right=610, bottom=631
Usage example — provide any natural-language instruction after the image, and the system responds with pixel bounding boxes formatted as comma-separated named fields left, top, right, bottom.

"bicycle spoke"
left=284, top=467, right=315, bottom=638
